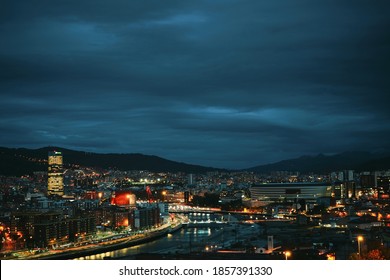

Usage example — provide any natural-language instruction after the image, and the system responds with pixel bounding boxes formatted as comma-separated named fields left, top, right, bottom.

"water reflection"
left=74, top=213, right=265, bottom=260
left=75, top=227, right=221, bottom=260
left=75, top=213, right=224, bottom=260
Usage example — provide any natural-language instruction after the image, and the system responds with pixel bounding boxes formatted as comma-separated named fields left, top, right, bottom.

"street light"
left=162, top=191, right=167, bottom=202
left=357, top=236, right=364, bottom=259
left=284, top=251, right=291, bottom=260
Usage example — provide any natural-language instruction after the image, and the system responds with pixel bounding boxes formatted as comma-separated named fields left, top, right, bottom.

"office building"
left=47, top=151, right=64, bottom=196
left=250, top=182, right=333, bottom=203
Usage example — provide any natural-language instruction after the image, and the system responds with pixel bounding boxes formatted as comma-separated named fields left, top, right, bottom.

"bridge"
left=168, top=204, right=273, bottom=218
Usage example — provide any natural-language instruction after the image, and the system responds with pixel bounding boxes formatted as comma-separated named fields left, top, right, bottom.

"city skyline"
left=1, top=0, right=389, bottom=169
left=1, top=139, right=390, bottom=260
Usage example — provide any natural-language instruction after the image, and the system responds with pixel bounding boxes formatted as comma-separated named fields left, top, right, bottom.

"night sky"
left=1, top=0, right=389, bottom=169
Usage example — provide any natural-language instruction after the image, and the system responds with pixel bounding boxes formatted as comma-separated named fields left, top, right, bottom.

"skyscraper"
left=47, top=151, right=64, bottom=196
left=188, top=173, right=195, bottom=186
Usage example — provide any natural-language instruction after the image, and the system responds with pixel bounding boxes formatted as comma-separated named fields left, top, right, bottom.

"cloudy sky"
left=1, top=0, right=389, bottom=169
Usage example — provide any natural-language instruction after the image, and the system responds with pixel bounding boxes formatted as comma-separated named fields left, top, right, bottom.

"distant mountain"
left=247, top=151, right=390, bottom=173
left=1, top=147, right=389, bottom=177
left=0, top=147, right=222, bottom=176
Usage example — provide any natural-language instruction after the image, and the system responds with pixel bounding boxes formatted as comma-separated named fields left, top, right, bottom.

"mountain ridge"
left=0, top=146, right=223, bottom=176
left=0, top=146, right=389, bottom=177
left=247, top=151, right=390, bottom=173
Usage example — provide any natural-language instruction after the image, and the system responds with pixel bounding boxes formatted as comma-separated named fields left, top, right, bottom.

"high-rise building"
left=188, top=173, right=195, bottom=186
left=47, top=151, right=64, bottom=196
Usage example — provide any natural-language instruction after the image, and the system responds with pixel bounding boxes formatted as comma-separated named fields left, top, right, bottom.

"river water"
left=75, top=213, right=265, bottom=260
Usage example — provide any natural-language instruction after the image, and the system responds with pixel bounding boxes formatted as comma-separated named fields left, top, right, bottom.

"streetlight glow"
left=284, top=251, right=291, bottom=260
left=357, top=236, right=364, bottom=259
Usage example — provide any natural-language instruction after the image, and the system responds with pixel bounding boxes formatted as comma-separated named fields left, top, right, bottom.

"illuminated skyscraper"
left=47, top=151, right=64, bottom=196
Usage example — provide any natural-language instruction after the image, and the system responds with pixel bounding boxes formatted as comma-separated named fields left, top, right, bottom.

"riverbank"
left=25, top=222, right=184, bottom=260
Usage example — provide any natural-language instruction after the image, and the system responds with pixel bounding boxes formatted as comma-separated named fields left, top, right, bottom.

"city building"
left=130, top=204, right=161, bottom=230
left=188, top=173, right=195, bottom=186
left=11, top=211, right=69, bottom=248
left=250, top=183, right=333, bottom=204
left=110, top=190, right=136, bottom=208
left=10, top=209, right=97, bottom=248
left=47, top=151, right=64, bottom=196
left=377, top=176, right=390, bottom=196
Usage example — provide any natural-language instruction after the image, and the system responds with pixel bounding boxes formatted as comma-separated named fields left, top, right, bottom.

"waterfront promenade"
left=1, top=218, right=183, bottom=260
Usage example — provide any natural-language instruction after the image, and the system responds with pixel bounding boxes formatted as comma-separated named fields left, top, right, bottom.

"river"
left=75, top=213, right=265, bottom=260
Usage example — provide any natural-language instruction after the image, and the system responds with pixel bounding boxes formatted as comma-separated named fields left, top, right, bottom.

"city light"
left=1, top=149, right=390, bottom=261
left=358, top=236, right=364, bottom=259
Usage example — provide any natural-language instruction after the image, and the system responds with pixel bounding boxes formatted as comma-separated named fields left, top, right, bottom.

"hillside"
left=0, top=147, right=222, bottom=176
left=247, top=151, right=390, bottom=173
left=1, top=147, right=389, bottom=177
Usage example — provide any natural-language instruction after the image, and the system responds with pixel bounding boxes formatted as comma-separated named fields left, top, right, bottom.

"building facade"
left=47, top=151, right=64, bottom=196
left=250, top=183, right=333, bottom=203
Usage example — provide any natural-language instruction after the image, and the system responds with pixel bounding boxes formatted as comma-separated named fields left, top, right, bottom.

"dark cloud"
left=0, top=0, right=389, bottom=168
